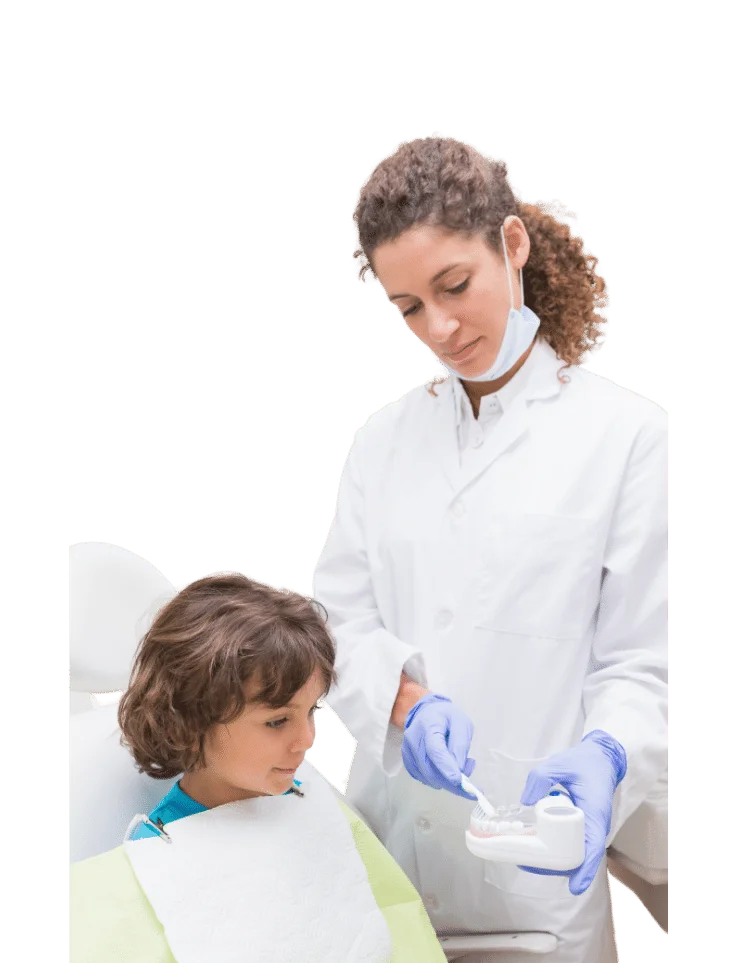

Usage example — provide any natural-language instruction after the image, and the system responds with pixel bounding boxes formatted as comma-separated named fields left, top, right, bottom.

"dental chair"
left=69, top=541, right=176, bottom=717
left=69, top=543, right=664, bottom=960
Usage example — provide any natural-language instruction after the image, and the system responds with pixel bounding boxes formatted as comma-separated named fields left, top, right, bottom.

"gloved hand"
left=518, top=730, right=627, bottom=895
left=402, top=693, right=477, bottom=800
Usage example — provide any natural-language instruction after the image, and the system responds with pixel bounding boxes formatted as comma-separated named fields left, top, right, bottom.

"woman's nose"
left=426, top=306, right=460, bottom=343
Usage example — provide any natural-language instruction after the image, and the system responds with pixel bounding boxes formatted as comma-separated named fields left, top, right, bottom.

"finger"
left=402, top=735, right=441, bottom=789
left=420, top=749, right=476, bottom=798
left=520, top=770, right=556, bottom=807
left=413, top=737, right=446, bottom=789
left=569, top=845, right=604, bottom=896
left=424, top=730, right=461, bottom=784
left=520, top=763, right=581, bottom=806
left=446, top=716, right=473, bottom=770
left=463, top=757, right=476, bottom=778
left=425, top=744, right=476, bottom=799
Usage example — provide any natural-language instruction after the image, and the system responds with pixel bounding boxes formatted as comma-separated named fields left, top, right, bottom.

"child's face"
left=181, top=669, right=326, bottom=807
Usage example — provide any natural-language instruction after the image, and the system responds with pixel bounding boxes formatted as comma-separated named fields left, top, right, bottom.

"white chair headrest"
left=70, top=702, right=176, bottom=862
left=70, top=542, right=176, bottom=693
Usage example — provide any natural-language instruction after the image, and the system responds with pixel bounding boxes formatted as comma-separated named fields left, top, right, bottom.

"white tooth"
left=489, top=821, right=499, bottom=833
left=508, top=804, right=522, bottom=816
left=498, top=821, right=511, bottom=833
left=511, top=821, right=524, bottom=831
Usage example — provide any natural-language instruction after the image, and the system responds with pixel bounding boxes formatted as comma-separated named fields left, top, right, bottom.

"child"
left=118, top=573, right=333, bottom=834
left=71, top=572, right=447, bottom=963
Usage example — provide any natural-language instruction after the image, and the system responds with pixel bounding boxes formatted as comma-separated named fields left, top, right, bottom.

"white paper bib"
left=124, top=762, right=392, bottom=963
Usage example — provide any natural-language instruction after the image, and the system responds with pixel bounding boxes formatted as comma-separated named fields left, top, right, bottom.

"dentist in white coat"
left=314, top=138, right=667, bottom=963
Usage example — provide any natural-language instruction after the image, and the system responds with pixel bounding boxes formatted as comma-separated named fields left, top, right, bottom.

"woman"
left=314, top=138, right=667, bottom=963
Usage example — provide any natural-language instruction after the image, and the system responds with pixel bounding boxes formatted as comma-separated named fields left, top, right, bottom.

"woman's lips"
left=445, top=337, right=481, bottom=364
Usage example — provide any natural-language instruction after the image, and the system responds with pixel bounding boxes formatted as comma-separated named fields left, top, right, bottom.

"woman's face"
left=371, top=219, right=529, bottom=378
left=181, top=669, right=326, bottom=807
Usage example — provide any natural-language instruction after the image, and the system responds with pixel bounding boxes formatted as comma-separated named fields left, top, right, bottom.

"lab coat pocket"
left=472, top=746, right=576, bottom=901
left=475, top=513, right=601, bottom=640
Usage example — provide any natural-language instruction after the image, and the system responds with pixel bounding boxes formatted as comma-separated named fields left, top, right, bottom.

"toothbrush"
left=460, top=775, right=497, bottom=819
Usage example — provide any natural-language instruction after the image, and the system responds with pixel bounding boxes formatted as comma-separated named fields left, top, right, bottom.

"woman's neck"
left=461, top=340, right=535, bottom=418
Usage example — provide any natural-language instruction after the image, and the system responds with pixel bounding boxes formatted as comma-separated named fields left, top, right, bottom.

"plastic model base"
left=465, top=794, right=585, bottom=871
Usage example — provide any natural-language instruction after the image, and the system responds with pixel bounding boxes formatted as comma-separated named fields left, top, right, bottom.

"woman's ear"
left=503, top=215, right=530, bottom=270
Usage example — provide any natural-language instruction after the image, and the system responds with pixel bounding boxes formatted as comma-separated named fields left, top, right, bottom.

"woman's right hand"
left=402, top=693, right=477, bottom=799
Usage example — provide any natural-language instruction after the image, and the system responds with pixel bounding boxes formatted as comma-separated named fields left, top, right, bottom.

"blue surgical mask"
left=441, top=222, right=540, bottom=383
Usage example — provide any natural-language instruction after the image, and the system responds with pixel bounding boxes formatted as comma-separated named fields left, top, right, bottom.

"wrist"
left=403, top=692, right=450, bottom=730
left=390, top=673, right=431, bottom=729
left=583, top=729, right=627, bottom=784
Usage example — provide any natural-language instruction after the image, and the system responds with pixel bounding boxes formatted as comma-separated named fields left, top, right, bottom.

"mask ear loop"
left=501, top=222, right=524, bottom=311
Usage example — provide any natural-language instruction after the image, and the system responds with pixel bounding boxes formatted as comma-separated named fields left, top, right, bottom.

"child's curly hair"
left=353, top=137, right=608, bottom=366
left=118, top=574, right=336, bottom=780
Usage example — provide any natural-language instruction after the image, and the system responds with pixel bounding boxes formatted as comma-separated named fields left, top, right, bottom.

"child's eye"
left=402, top=304, right=419, bottom=318
left=265, top=702, right=323, bottom=729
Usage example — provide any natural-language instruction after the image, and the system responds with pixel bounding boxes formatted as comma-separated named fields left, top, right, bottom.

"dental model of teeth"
left=470, top=804, right=533, bottom=837
left=460, top=776, right=585, bottom=872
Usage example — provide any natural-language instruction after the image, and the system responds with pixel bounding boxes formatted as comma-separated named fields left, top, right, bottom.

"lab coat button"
left=471, top=433, right=483, bottom=448
left=435, top=610, right=453, bottom=629
left=424, top=894, right=438, bottom=909
left=417, top=817, right=433, bottom=833
left=451, top=501, right=465, bottom=518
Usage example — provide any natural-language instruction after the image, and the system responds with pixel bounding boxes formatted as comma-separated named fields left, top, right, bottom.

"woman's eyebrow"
left=388, top=263, right=463, bottom=301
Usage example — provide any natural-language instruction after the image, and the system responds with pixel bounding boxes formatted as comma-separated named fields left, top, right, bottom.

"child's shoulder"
left=128, top=779, right=304, bottom=841
left=129, top=782, right=207, bottom=840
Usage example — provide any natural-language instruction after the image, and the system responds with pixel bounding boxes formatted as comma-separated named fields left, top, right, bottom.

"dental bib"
left=124, top=762, right=392, bottom=963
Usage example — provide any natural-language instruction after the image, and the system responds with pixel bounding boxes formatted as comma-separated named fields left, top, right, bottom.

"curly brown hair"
left=118, top=574, right=336, bottom=780
left=353, top=137, right=607, bottom=366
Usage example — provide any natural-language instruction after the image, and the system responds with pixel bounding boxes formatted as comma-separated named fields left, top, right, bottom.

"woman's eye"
left=402, top=280, right=467, bottom=317
left=309, top=703, right=323, bottom=717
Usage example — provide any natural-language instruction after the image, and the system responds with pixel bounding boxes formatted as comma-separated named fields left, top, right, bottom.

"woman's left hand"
left=517, top=730, right=627, bottom=895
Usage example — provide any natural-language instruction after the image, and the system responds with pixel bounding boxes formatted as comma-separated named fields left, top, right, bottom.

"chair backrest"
left=69, top=542, right=176, bottom=711
left=69, top=542, right=178, bottom=859
left=70, top=702, right=176, bottom=862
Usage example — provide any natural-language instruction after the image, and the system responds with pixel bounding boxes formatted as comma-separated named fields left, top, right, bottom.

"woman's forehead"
left=374, top=226, right=486, bottom=287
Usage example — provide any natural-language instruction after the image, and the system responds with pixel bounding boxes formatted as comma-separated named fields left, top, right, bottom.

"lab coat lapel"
left=421, top=379, right=462, bottom=495
left=458, top=396, right=531, bottom=491
left=455, top=339, right=566, bottom=493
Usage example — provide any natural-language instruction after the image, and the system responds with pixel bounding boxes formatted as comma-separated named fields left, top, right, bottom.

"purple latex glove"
left=402, top=693, right=476, bottom=800
left=518, top=730, right=627, bottom=895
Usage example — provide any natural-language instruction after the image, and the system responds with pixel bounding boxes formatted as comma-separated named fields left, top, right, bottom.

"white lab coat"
left=314, top=338, right=667, bottom=963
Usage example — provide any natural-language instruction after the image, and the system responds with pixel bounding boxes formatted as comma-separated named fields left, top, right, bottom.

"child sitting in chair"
left=119, top=573, right=333, bottom=837
left=74, top=572, right=445, bottom=963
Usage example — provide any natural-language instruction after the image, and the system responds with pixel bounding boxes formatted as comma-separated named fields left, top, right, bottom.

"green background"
left=0, top=2, right=712, bottom=963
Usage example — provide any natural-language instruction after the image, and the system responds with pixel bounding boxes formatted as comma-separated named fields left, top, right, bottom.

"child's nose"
left=291, top=717, right=316, bottom=752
